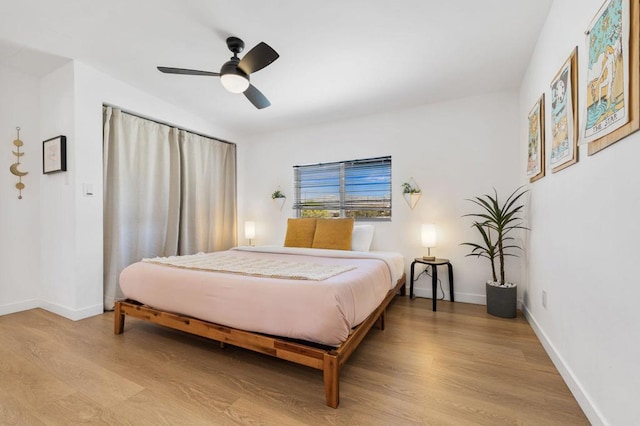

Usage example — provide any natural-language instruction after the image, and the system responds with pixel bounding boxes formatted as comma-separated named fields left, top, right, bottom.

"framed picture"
left=550, top=47, right=579, bottom=173
left=527, top=94, right=545, bottom=183
left=43, top=135, right=67, bottom=174
left=583, top=0, right=639, bottom=155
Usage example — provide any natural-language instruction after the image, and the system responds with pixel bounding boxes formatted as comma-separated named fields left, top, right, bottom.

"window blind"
left=293, top=156, right=391, bottom=220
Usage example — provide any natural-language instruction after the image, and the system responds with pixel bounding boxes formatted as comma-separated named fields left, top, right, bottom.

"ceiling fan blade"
left=157, top=66, right=220, bottom=77
left=237, top=42, right=279, bottom=75
left=244, top=84, right=271, bottom=109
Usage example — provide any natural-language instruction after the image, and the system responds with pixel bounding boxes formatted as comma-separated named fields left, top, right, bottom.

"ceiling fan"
left=158, top=36, right=279, bottom=109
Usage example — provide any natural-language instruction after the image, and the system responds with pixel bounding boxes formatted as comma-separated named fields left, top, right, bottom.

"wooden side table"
left=410, top=258, right=454, bottom=311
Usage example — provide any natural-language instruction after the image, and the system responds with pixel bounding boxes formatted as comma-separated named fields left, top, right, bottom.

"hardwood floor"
left=0, top=297, right=588, bottom=425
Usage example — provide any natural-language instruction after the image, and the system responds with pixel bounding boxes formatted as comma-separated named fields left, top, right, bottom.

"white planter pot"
left=403, top=192, right=421, bottom=210
left=273, top=197, right=286, bottom=210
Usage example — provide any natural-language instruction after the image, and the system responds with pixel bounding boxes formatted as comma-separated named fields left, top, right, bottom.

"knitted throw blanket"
left=142, top=252, right=356, bottom=281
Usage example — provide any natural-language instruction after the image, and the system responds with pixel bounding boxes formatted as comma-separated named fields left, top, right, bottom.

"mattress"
left=119, top=246, right=404, bottom=346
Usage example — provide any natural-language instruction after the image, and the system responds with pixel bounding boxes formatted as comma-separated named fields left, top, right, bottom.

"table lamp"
left=244, top=221, right=256, bottom=246
left=421, top=223, right=437, bottom=260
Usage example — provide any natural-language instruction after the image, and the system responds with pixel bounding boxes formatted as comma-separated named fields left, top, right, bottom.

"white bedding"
left=119, top=246, right=404, bottom=346
left=232, top=245, right=405, bottom=285
left=143, top=251, right=357, bottom=280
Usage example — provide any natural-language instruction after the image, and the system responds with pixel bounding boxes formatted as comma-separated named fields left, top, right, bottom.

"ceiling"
left=0, top=0, right=553, bottom=137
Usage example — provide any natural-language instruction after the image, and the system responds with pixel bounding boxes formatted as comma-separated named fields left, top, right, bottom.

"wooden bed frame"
left=114, top=274, right=406, bottom=408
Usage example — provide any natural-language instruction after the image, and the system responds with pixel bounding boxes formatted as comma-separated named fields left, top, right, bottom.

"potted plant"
left=462, top=186, right=528, bottom=318
left=401, top=181, right=422, bottom=209
left=272, top=189, right=286, bottom=210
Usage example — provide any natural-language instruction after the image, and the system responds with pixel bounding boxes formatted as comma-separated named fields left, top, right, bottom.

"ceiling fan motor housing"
left=226, top=36, right=245, bottom=55
left=220, top=58, right=248, bottom=80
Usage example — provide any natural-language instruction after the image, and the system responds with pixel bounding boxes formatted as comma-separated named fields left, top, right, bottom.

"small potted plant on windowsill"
left=462, top=186, right=528, bottom=318
left=272, top=189, right=286, bottom=210
left=401, top=181, right=422, bottom=210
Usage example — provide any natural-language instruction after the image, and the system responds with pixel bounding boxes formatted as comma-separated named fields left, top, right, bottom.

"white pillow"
left=351, top=224, right=375, bottom=252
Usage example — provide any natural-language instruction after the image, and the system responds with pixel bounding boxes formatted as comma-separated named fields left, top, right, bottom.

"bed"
left=114, top=219, right=406, bottom=408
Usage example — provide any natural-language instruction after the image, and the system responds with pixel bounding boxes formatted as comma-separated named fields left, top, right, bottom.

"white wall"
left=39, top=62, right=79, bottom=316
left=68, top=61, right=238, bottom=316
left=0, top=65, right=41, bottom=314
left=2, top=59, right=521, bottom=315
left=239, top=91, right=521, bottom=303
left=520, top=0, right=640, bottom=424
left=4, top=60, right=238, bottom=320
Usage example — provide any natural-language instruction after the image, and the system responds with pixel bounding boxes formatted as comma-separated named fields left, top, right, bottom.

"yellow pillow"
left=284, top=218, right=317, bottom=248
left=311, top=218, right=355, bottom=250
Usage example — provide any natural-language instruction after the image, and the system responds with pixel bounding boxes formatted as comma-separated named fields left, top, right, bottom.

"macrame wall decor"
left=9, top=127, right=28, bottom=199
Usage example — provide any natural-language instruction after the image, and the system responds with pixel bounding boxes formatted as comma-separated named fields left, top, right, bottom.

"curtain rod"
left=103, top=103, right=236, bottom=146
left=294, top=155, right=391, bottom=168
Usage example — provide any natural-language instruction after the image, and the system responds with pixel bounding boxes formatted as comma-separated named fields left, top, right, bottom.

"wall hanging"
left=550, top=47, right=579, bottom=173
left=43, top=135, right=67, bottom=174
left=526, top=94, right=545, bottom=183
left=582, top=0, right=639, bottom=155
left=272, top=188, right=286, bottom=210
left=9, top=127, right=28, bottom=199
left=401, top=178, right=421, bottom=209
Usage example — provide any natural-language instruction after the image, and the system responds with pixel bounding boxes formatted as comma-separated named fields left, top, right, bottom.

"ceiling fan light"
left=221, top=73, right=249, bottom=93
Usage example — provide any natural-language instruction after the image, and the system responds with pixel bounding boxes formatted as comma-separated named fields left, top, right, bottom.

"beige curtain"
left=178, top=131, right=237, bottom=254
left=103, top=107, right=237, bottom=310
left=103, top=107, right=181, bottom=309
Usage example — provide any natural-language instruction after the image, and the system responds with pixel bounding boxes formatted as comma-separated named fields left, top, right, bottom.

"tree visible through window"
left=293, top=156, right=391, bottom=221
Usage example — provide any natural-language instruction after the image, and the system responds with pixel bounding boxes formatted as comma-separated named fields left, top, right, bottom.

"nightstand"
left=410, top=258, right=454, bottom=311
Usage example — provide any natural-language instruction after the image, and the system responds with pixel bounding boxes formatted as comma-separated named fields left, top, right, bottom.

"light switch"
left=82, top=183, right=94, bottom=197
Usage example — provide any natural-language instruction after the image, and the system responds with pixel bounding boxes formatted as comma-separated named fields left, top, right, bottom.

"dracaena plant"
left=462, top=186, right=528, bottom=285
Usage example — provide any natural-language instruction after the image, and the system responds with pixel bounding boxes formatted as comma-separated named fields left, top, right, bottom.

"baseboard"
left=0, top=299, right=41, bottom=316
left=412, top=288, right=486, bottom=305
left=522, top=305, right=606, bottom=426
left=40, top=301, right=103, bottom=321
left=412, top=283, right=531, bottom=309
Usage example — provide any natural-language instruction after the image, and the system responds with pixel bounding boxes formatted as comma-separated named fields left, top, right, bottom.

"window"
left=293, top=156, right=391, bottom=221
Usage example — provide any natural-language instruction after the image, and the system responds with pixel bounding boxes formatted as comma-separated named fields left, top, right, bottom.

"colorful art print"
left=527, top=102, right=541, bottom=175
left=551, top=65, right=571, bottom=164
left=527, top=95, right=545, bottom=182
left=583, top=0, right=630, bottom=144
left=550, top=49, right=578, bottom=172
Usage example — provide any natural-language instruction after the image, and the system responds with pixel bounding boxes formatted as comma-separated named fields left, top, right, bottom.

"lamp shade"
left=244, top=221, right=256, bottom=240
left=421, top=223, right=437, bottom=248
left=221, top=73, right=250, bottom=93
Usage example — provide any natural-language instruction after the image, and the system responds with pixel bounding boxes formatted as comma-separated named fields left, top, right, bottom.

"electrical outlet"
left=542, top=290, right=547, bottom=308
